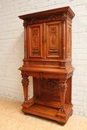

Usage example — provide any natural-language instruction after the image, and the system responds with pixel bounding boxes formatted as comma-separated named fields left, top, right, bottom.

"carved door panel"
left=45, top=21, right=62, bottom=59
left=27, top=24, right=44, bottom=59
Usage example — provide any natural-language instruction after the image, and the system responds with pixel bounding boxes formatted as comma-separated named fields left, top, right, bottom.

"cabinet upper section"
left=18, top=6, right=75, bottom=70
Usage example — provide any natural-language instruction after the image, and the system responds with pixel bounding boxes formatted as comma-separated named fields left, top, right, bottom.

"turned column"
left=59, top=80, right=67, bottom=112
left=22, top=74, right=29, bottom=103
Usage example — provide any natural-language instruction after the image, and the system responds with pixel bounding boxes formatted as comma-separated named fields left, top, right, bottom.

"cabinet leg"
left=59, top=80, right=67, bottom=112
left=22, top=75, right=29, bottom=103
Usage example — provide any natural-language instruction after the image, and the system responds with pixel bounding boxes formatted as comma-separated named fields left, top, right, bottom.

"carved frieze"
left=27, top=14, right=62, bottom=25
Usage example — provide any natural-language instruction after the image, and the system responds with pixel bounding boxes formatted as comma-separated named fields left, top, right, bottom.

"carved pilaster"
left=23, top=20, right=28, bottom=59
left=59, top=80, right=67, bottom=112
left=62, top=19, right=66, bottom=59
left=22, top=75, right=29, bottom=103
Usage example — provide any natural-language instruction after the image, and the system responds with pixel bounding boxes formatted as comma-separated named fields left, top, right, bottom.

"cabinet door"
left=27, top=24, right=44, bottom=59
left=45, top=21, right=62, bottom=59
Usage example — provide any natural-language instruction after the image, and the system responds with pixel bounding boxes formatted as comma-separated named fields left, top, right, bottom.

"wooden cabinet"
left=18, top=6, right=75, bottom=124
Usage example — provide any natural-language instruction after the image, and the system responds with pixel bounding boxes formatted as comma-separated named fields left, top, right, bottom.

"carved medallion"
left=43, top=80, right=58, bottom=94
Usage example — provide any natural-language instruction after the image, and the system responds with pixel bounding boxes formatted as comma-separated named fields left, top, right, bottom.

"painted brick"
left=72, top=5, right=86, bottom=12
left=76, top=0, right=87, bottom=5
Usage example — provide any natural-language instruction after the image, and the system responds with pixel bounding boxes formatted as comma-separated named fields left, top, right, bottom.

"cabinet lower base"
left=22, top=98, right=73, bottom=124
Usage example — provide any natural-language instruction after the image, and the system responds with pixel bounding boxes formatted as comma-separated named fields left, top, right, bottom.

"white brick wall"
left=0, top=0, right=87, bottom=117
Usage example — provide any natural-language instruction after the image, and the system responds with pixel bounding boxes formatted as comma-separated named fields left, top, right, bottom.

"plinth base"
left=22, top=98, right=73, bottom=124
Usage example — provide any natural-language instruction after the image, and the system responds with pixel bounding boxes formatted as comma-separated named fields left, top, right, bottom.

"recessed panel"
left=28, top=24, right=43, bottom=59
left=46, top=22, right=62, bottom=59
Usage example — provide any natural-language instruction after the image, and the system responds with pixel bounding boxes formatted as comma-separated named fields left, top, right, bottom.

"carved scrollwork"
left=48, top=13, right=62, bottom=21
left=30, top=18, right=38, bottom=24
left=48, top=15, right=58, bottom=21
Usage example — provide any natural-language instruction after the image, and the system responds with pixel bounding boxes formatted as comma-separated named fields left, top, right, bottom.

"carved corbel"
left=58, top=80, right=67, bottom=113
left=22, top=74, right=29, bottom=103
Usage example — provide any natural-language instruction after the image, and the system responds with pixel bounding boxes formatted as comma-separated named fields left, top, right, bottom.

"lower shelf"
left=22, top=99, right=73, bottom=124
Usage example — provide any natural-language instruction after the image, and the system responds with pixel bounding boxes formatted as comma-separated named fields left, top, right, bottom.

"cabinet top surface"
left=18, top=6, right=75, bottom=20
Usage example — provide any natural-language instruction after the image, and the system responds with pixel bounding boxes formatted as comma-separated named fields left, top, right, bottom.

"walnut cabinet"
left=18, top=6, right=75, bottom=124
